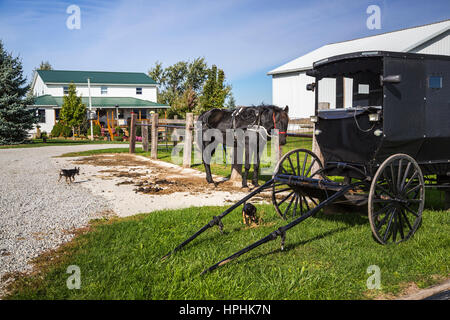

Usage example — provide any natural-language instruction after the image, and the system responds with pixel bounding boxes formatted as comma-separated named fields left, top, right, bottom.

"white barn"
left=29, top=70, right=169, bottom=136
left=268, top=19, right=450, bottom=120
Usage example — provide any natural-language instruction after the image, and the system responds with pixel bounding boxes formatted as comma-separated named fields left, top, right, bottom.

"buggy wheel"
left=368, top=154, right=425, bottom=245
left=272, top=148, right=327, bottom=220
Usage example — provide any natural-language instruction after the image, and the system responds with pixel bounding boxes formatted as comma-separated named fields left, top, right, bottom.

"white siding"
left=42, top=83, right=157, bottom=102
left=272, top=72, right=316, bottom=119
left=411, top=30, right=450, bottom=55
left=33, top=107, right=55, bottom=134
left=33, top=75, right=47, bottom=96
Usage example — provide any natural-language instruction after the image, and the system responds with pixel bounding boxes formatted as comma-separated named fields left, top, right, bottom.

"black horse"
left=197, top=105, right=289, bottom=188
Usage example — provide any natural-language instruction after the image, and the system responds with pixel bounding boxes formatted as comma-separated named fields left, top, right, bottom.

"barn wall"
left=410, top=29, right=450, bottom=55
left=272, top=72, right=316, bottom=119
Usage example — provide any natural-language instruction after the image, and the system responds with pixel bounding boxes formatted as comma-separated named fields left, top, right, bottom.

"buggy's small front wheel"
left=368, top=154, right=425, bottom=244
left=272, top=148, right=328, bottom=220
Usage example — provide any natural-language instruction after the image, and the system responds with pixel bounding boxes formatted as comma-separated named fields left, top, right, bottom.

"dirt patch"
left=74, top=153, right=267, bottom=197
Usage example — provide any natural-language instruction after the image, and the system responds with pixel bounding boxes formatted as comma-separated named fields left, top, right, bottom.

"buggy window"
left=429, top=76, right=442, bottom=89
left=315, top=57, right=383, bottom=109
left=318, top=71, right=382, bottom=109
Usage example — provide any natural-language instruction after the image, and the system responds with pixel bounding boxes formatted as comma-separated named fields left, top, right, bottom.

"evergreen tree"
left=0, top=40, right=37, bottom=144
left=226, top=93, right=236, bottom=109
left=60, top=83, right=86, bottom=139
left=197, top=65, right=231, bottom=114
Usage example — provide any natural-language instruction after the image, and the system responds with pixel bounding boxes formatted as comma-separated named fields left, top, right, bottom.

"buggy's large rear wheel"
left=368, top=154, right=425, bottom=244
left=272, top=149, right=328, bottom=220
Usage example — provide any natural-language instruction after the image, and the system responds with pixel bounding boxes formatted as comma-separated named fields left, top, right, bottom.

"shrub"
left=93, top=124, right=101, bottom=136
left=51, top=122, right=72, bottom=138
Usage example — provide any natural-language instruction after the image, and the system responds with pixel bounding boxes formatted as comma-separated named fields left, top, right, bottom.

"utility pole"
left=87, top=78, right=94, bottom=141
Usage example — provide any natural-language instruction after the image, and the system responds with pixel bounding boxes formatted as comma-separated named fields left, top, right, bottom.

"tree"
left=226, top=94, right=236, bottom=109
left=36, top=61, right=53, bottom=71
left=148, top=58, right=231, bottom=118
left=0, top=40, right=37, bottom=144
left=197, top=65, right=231, bottom=114
left=60, top=83, right=86, bottom=139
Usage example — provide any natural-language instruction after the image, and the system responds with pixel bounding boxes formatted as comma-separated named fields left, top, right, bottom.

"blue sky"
left=0, top=0, right=449, bottom=105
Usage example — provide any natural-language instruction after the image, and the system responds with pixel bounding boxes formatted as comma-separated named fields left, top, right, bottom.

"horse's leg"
left=242, top=136, right=250, bottom=188
left=202, top=141, right=215, bottom=184
left=252, top=135, right=261, bottom=187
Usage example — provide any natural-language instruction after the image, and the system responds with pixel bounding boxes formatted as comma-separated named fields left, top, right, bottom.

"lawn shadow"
left=230, top=226, right=349, bottom=266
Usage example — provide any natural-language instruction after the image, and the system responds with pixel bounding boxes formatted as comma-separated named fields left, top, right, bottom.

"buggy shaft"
left=161, top=178, right=275, bottom=260
left=202, top=182, right=366, bottom=274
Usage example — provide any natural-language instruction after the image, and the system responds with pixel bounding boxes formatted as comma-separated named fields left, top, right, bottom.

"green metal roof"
left=36, top=70, right=157, bottom=85
left=32, top=95, right=169, bottom=108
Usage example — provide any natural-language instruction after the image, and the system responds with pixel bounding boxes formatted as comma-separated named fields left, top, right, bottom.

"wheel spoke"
left=405, top=184, right=421, bottom=196
left=301, top=153, right=308, bottom=177
left=304, top=159, right=316, bottom=177
left=400, top=203, right=419, bottom=217
left=383, top=210, right=395, bottom=242
left=373, top=203, right=394, bottom=217
left=392, top=209, right=398, bottom=243
left=302, top=194, right=310, bottom=212
left=274, top=187, right=292, bottom=194
left=397, top=159, right=403, bottom=192
left=403, top=170, right=418, bottom=191
left=400, top=162, right=412, bottom=190
left=287, top=156, right=296, bottom=175
left=397, top=209, right=405, bottom=240
left=278, top=191, right=294, bottom=206
left=283, top=193, right=296, bottom=219
left=400, top=209, right=413, bottom=231
left=292, top=195, right=299, bottom=218
left=390, top=163, right=397, bottom=194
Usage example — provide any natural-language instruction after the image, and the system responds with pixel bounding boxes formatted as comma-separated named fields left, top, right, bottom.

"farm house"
left=29, top=70, right=169, bottom=138
left=268, top=19, right=450, bottom=120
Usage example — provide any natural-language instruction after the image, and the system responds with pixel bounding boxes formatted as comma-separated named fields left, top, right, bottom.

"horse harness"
left=231, top=107, right=286, bottom=139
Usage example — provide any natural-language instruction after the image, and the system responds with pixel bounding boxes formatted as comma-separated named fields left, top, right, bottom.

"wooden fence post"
left=272, top=129, right=280, bottom=166
left=151, top=113, right=158, bottom=159
left=183, top=113, right=193, bottom=168
left=129, top=112, right=137, bottom=154
left=142, top=120, right=149, bottom=152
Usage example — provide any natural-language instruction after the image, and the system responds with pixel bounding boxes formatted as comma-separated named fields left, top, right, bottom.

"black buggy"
left=164, top=51, right=450, bottom=273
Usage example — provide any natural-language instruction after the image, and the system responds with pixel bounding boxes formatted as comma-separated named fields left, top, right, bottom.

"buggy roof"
left=311, top=51, right=450, bottom=69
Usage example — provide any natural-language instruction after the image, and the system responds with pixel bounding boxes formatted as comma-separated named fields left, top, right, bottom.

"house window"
left=101, top=86, right=108, bottom=95
left=136, top=87, right=142, bottom=95
left=429, top=76, right=442, bottom=89
left=118, top=109, right=124, bottom=119
left=55, top=109, right=60, bottom=120
left=37, top=109, right=46, bottom=123
left=63, top=86, right=69, bottom=95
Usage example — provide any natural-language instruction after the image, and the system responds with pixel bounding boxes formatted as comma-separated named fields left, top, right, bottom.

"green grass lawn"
left=5, top=202, right=449, bottom=300
left=11, top=135, right=445, bottom=299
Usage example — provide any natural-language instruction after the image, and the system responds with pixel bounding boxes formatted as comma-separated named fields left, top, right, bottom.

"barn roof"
left=268, top=19, right=450, bottom=75
left=31, top=95, right=169, bottom=108
left=36, top=70, right=157, bottom=85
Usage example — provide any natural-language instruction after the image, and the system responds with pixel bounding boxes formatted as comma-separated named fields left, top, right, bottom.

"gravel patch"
left=0, top=144, right=121, bottom=296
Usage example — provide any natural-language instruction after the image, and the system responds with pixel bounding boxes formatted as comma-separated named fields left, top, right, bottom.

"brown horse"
left=197, top=105, right=289, bottom=188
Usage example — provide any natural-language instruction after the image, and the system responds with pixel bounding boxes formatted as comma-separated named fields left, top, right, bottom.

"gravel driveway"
left=0, top=144, right=121, bottom=296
